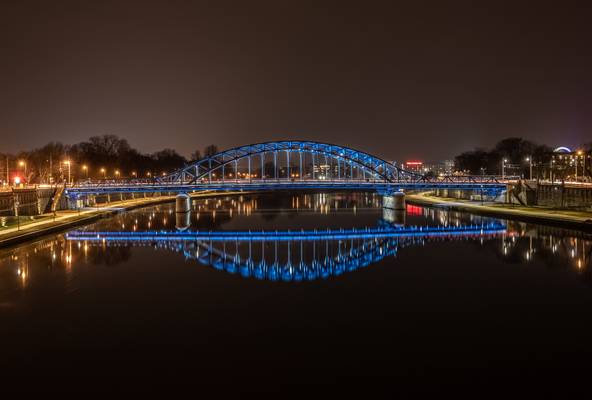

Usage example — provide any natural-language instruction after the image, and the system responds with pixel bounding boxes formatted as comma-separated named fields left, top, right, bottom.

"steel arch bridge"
left=65, top=140, right=509, bottom=198
left=157, top=140, right=422, bottom=184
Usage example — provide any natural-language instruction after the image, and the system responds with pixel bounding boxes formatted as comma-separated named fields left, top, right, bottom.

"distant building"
left=550, top=146, right=591, bottom=181
left=421, top=160, right=454, bottom=176
left=404, top=161, right=423, bottom=173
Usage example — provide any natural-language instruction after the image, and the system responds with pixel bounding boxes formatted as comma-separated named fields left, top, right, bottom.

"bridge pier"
left=175, top=193, right=191, bottom=213
left=175, top=193, right=191, bottom=230
left=383, top=191, right=405, bottom=210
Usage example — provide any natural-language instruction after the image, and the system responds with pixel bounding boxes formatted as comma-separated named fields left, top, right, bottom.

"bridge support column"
left=176, top=193, right=191, bottom=213
left=383, top=191, right=405, bottom=210
left=175, top=193, right=191, bottom=230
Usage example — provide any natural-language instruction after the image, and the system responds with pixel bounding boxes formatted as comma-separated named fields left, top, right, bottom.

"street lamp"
left=577, top=151, right=583, bottom=182
left=64, top=160, right=71, bottom=185
left=502, top=158, right=508, bottom=178
left=100, top=168, right=106, bottom=179
left=525, top=157, right=532, bottom=180
left=115, top=170, right=120, bottom=179
left=19, top=160, right=27, bottom=182
left=131, top=171, right=137, bottom=178
left=82, top=165, right=88, bottom=179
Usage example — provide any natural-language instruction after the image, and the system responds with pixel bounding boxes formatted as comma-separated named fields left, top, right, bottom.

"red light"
left=406, top=204, right=423, bottom=216
left=405, top=161, right=423, bottom=166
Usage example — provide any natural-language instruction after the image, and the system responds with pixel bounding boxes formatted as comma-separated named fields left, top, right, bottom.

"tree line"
left=0, top=135, right=219, bottom=183
left=454, top=137, right=592, bottom=178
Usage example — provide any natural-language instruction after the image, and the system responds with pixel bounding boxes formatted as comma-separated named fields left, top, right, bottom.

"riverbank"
left=0, top=191, right=242, bottom=248
left=407, top=193, right=592, bottom=231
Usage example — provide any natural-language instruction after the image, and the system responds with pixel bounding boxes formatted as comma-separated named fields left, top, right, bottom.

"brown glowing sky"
left=1, top=1, right=591, bottom=161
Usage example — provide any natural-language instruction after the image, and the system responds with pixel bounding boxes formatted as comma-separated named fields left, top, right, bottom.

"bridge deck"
left=65, top=180, right=507, bottom=196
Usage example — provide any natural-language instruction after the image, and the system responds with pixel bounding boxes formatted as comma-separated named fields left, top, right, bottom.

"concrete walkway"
left=407, top=193, right=592, bottom=230
left=0, top=196, right=176, bottom=247
left=0, top=191, right=243, bottom=248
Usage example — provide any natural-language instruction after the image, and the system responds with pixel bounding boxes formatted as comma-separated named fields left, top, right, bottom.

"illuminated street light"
left=525, top=157, right=532, bottom=180
left=19, top=160, right=27, bottom=181
left=502, top=158, right=508, bottom=178
left=64, top=160, right=71, bottom=185
left=100, top=168, right=106, bottom=179
left=131, top=171, right=137, bottom=178
left=115, top=170, right=120, bottom=179
left=82, top=165, right=88, bottom=179
left=576, top=150, right=584, bottom=182
left=578, top=151, right=587, bottom=182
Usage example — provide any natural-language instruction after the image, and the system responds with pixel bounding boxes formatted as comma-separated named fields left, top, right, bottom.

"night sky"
left=2, top=1, right=590, bottom=161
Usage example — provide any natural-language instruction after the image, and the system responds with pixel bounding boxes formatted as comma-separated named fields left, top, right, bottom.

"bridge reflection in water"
left=66, top=223, right=506, bottom=282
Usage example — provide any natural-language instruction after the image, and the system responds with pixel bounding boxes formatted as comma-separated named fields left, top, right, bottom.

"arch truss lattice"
left=157, top=141, right=422, bottom=184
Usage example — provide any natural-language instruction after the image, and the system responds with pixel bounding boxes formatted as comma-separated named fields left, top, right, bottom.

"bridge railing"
left=416, top=175, right=520, bottom=184
left=69, top=175, right=516, bottom=189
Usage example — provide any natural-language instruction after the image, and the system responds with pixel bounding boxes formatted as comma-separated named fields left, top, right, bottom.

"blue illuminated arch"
left=157, top=140, right=422, bottom=184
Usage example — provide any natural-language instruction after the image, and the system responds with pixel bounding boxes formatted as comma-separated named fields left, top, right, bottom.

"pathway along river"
left=1, top=192, right=592, bottom=394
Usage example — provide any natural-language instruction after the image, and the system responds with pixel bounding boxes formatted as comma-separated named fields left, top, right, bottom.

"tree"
left=151, top=149, right=187, bottom=173
left=455, top=137, right=553, bottom=176
left=204, top=145, right=219, bottom=158
left=454, top=149, right=490, bottom=174
left=4, top=136, right=218, bottom=182
left=190, top=150, right=202, bottom=162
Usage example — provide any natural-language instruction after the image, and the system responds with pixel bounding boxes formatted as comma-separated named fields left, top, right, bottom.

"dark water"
left=1, top=192, right=592, bottom=394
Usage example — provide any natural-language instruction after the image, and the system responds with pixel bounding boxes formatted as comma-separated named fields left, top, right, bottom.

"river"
left=1, top=192, right=591, bottom=393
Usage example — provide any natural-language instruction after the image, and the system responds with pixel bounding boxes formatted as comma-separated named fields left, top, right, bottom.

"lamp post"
left=100, top=168, right=106, bottom=180
left=502, top=158, right=508, bottom=179
left=525, top=157, right=532, bottom=180
left=82, top=165, right=88, bottom=179
left=19, top=160, right=27, bottom=183
left=577, top=151, right=583, bottom=182
left=115, top=170, right=120, bottom=180
left=64, top=160, right=71, bottom=186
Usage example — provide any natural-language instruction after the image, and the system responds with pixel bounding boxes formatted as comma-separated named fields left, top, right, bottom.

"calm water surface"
left=1, top=192, right=592, bottom=393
